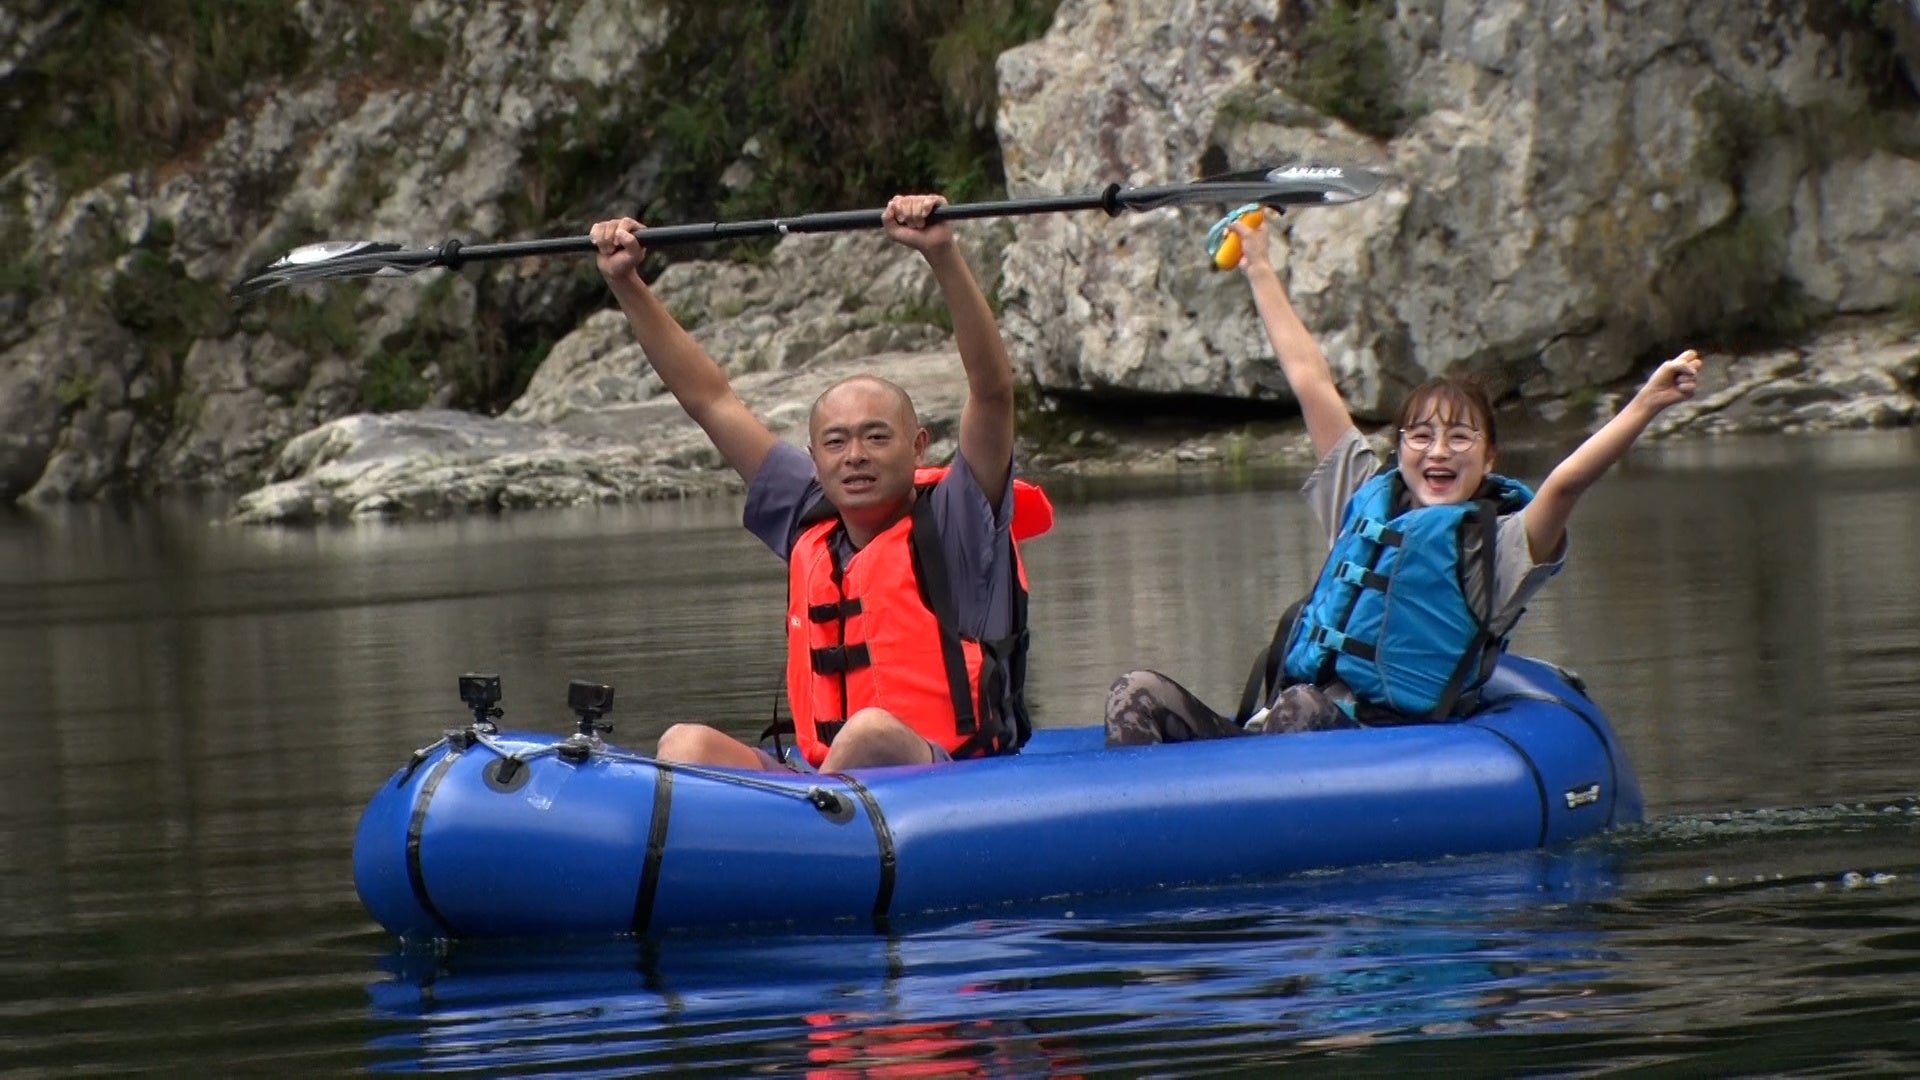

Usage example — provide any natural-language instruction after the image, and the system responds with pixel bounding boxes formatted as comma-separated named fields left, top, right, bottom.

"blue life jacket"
left=1277, top=469, right=1534, bottom=722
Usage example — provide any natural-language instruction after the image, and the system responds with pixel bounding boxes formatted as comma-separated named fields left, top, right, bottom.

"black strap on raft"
left=839, top=775, right=897, bottom=931
left=629, top=763, right=675, bottom=935
left=404, top=755, right=461, bottom=937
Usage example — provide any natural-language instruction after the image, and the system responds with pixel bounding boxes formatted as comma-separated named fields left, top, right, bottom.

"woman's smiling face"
left=1392, top=379, right=1499, bottom=508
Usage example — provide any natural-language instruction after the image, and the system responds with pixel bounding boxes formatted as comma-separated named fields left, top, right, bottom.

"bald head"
left=809, top=375, right=918, bottom=436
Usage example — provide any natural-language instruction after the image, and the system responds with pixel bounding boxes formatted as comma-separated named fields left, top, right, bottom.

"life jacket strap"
left=810, top=643, right=872, bottom=675
left=1418, top=499, right=1507, bottom=719
left=908, top=496, right=981, bottom=736
left=808, top=598, right=863, bottom=623
left=1355, top=518, right=1404, bottom=545
left=814, top=718, right=845, bottom=746
left=1306, top=625, right=1378, bottom=662
left=1334, top=560, right=1391, bottom=591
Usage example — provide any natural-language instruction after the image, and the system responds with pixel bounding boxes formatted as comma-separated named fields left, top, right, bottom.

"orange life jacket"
left=783, top=468, right=1049, bottom=767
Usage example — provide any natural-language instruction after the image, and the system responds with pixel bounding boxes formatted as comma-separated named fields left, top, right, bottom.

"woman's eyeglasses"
left=1399, top=427, right=1482, bottom=454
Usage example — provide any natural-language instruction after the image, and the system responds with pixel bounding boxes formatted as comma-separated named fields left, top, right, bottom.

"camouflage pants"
left=1103, top=670, right=1353, bottom=747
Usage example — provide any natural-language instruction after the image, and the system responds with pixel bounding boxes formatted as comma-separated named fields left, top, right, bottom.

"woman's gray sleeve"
left=1489, top=510, right=1567, bottom=634
left=1300, top=427, right=1378, bottom=550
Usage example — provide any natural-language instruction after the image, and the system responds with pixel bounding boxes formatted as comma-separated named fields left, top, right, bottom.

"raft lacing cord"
left=399, top=728, right=849, bottom=814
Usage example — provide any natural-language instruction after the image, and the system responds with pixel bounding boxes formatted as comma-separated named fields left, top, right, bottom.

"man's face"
left=809, top=382, right=927, bottom=524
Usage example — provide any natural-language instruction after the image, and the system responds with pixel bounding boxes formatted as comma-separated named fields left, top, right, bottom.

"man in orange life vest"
left=589, top=193, right=1039, bottom=772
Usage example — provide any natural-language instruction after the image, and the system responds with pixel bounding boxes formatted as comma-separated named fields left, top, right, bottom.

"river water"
left=4, top=430, right=1917, bottom=1074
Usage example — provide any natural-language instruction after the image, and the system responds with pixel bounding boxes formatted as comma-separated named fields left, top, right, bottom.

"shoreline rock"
left=228, top=313, right=1918, bottom=524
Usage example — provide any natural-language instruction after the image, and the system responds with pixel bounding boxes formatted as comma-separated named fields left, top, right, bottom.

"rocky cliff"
left=996, top=0, right=1920, bottom=415
left=4, top=0, right=1917, bottom=519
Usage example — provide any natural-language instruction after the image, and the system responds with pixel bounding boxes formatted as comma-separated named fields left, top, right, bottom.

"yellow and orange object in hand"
left=1205, top=202, right=1269, bottom=270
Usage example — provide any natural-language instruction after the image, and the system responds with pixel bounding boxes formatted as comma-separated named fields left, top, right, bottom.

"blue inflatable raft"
left=353, top=655, right=1642, bottom=941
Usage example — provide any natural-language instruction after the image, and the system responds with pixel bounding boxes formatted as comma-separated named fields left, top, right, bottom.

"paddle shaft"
left=424, top=190, right=1117, bottom=269
left=230, top=165, right=1384, bottom=295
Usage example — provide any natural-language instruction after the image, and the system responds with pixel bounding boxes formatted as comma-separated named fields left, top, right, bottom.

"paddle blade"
left=1199, top=163, right=1384, bottom=207
left=230, top=240, right=417, bottom=298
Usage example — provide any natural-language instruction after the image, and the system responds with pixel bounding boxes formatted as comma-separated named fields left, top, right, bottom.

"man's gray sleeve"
left=926, top=452, right=1016, bottom=642
left=741, top=441, right=823, bottom=561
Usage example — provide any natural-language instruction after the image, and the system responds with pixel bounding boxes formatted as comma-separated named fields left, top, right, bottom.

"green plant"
left=264, top=288, right=362, bottom=354
left=7, top=1, right=311, bottom=185
left=355, top=0, right=450, bottom=72
left=360, top=347, right=432, bottom=412
left=1895, top=290, right=1920, bottom=331
left=1564, top=384, right=1601, bottom=420
left=1214, top=85, right=1274, bottom=129
left=54, top=373, right=99, bottom=409
left=884, top=300, right=955, bottom=334
left=107, top=247, right=230, bottom=347
left=1655, top=212, right=1810, bottom=346
left=1693, top=86, right=1790, bottom=180
left=101, top=230, right=231, bottom=430
left=7, top=1, right=458, bottom=192
left=0, top=254, right=41, bottom=306
left=1817, top=0, right=1919, bottom=104
left=1224, top=427, right=1252, bottom=469
left=608, top=2, right=1058, bottom=228
left=502, top=331, right=556, bottom=405
left=1695, top=83, right=1912, bottom=184
left=336, top=159, right=396, bottom=218
left=1287, top=0, right=1412, bottom=139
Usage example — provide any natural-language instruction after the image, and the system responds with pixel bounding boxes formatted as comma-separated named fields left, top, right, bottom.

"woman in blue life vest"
left=1105, top=210, right=1705, bottom=745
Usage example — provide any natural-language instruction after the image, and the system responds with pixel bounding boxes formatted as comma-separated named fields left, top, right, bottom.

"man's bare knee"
left=821, top=709, right=934, bottom=770
left=656, top=723, right=766, bottom=769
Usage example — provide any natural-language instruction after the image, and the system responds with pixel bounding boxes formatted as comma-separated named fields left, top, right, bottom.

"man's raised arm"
left=881, top=196, right=1015, bottom=508
left=591, top=218, right=778, bottom=483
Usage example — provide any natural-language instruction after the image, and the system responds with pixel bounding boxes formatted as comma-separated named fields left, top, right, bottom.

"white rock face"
left=994, top=0, right=1920, bottom=416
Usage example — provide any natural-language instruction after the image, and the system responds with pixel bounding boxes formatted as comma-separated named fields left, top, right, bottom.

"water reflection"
left=364, top=851, right=1626, bottom=1074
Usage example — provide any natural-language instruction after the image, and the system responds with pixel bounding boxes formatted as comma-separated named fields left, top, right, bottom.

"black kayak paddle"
left=230, top=163, right=1385, bottom=299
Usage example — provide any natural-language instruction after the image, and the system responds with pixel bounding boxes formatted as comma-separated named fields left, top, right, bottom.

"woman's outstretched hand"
left=1633, top=349, right=1704, bottom=414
